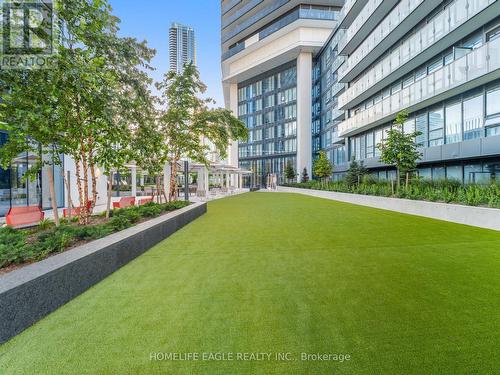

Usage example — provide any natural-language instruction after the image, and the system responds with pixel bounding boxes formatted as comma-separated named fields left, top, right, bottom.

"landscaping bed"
left=0, top=201, right=190, bottom=273
left=284, top=179, right=500, bottom=208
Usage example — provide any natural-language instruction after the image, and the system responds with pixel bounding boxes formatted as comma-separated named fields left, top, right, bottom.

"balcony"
left=337, top=0, right=398, bottom=56
left=339, top=0, right=442, bottom=83
left=339, top=0, right=499, bottom=110
left=339, top=37, right=500, bottom=137
left=222, top=5, right=338, bottom=61
left=337, top=0, right=369, bottom=29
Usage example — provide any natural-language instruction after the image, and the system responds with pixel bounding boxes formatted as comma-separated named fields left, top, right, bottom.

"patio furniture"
left=6, top=206, right=44, bottom=228
left=138, top=197, right=153, bottom=206
left=63, top=200, right=93, bottom=218
left=113, top=196, right=136, bottom=209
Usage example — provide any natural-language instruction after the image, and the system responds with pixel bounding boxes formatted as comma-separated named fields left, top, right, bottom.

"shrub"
left=0, top=227, right=28, bottom=268
left=0, top=201, right=191, bottom=270
left=38, top=219, right=54, bottom=231
left=288, top=178, right=500, bottom=208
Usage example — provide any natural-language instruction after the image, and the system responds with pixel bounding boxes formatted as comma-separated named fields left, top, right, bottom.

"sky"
left=108, top=0, right=224, bottom=106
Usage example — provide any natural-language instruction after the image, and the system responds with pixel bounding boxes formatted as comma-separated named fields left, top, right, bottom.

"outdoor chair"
left=6, top=206, right=45, bottom=228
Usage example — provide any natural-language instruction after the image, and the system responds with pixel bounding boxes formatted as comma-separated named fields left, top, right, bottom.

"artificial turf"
left=1, top=192, right=499, bottom=374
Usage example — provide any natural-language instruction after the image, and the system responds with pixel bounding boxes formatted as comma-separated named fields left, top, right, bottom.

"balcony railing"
left=339, top=0, right=495, bottom=109
left=337, top=0, right=384, bottom=53
left=339, top=37, right=500, bottom=136
left=222, top=6, right=338, bottom=61
left=339, top=0, right=425, bottom=80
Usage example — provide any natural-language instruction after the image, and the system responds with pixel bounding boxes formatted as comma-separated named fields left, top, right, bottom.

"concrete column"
left=239, top=174, right=243, bottom=189
left=296, top=52, right=313, bottom=183
left=228, top=83, right=239, bottom=186
left=204, top=168, right=209, bottom=194
left=131, top=166, right=137, bottom=197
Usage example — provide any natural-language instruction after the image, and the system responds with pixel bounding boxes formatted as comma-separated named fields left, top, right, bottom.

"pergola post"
left=131, top=166, right=137, bottom=197
left=184, top=160, right=189, bottom=201
left=203, top=167, right=209, bottom=194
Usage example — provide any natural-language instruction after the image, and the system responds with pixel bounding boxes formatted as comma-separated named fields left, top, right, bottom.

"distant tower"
left=169, top=22, right=196, bottom=73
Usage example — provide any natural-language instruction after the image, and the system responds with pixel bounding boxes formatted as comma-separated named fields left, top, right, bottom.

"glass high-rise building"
left=169, top=22, right=196, bottom=73
left=222, top=0, right=500, bottom=186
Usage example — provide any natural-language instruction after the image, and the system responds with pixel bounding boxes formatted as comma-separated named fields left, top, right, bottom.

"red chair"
left=138, top=197, right=153, bottom=206
left=113, top=197, right=136, bottom=209
left=6, top=206, right=45, bottom=228
left=63, top=200, right=93, bottom=218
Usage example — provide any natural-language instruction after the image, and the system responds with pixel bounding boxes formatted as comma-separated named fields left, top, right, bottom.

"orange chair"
left=63, top=200, right=93, bottom=217
left=113, top=196, right=136, bottom=209
left=6, top=206, right=45, bottom=228
left=138, top=197, right=153, bottom=206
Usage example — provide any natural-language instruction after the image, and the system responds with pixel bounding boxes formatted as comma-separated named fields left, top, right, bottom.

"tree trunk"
left=81, top=152, right=90, bottom=225
left=405, top=172, right=409, bottom=189
left=64, top=171, right=73, bottom=221
left=74, top=158, right=84, bottom=224
left=156, top=176, right=162, bottom=204
left=169, top=161, right=178, bottom=202
left=47, top=167, right=60, bottom=226
left=106, top=172, right=113, bottom=219
left=89, top=159, right=98, bottom=214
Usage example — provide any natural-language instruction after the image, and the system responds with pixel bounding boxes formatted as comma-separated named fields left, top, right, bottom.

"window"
left=487, top=25, right=500, bottom=42
left=445, top=102, right=462, bottom=144
left=365, top=132, right=374, bottom=158
left=374, top=129, right=383, bottom=157
left=446, top=165, right=463, bottom=182
left=264, top=111, right=275, bottom=124
left=486, top=86, right=500, bottom=117
left=238, top=104, right=247, bottom=116
left=403, top=118, right=415, bottom=135
left=255, top=114, right=263, bottom=127
left=415, top=113, right=427, bottom=147
left=264, top=76, right=275, bottom=92
left=238, top=87, right=247, bottom=102
left=433, top=166, right=445, bottom=180
left=284, top=121, right=296, bottom=137
left=463, top=94, right=483, bottom=140
left=255, top=81, right=262, bottom=96
left=255, top=99, right=262, bottom=112
left=428, top=108, right=444, bottom=146
left=264, top=94, right=275, bottom=108
left=402, top=75, right=414, bottom=88
left=427, top=57, right=443, bottom=74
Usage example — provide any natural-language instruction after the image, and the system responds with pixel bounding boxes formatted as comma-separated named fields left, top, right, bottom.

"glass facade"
left=237, top=63, right=297, bottom=187
left=313, top=28, right=347, bottom=174
left=0, top=132, right=65, bottom=217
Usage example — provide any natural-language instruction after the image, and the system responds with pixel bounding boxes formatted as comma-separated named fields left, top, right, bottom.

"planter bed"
left=0, top=201, right=206, bottom=344
left=277, top=186, right=500, bottom=231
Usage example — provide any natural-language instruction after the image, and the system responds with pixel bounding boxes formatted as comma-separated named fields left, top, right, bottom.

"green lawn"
left=1, top=192, right=500, bottom=374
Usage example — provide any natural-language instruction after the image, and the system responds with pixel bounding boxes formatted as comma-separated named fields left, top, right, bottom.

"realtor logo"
left=1, top=0, right=58, bottom=69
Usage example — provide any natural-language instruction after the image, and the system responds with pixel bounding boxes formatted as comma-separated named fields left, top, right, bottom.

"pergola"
left=183, top=162, right=252, bottom=194
left=123, top=161, right=251, bottom=199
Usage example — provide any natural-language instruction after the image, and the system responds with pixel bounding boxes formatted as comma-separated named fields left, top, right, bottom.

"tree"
left=345, top=157, right=368, bottom=187
left=301, top=168, right=309, bottom=183
left=156, top=62, right=247, bottom=201
left=0, top=69, right=65, bottom=226
left=377, top=110, right=422, bottom=188
left=313, top=151, right=333, bottom=187
left=285, top=161, right=296, bottom=182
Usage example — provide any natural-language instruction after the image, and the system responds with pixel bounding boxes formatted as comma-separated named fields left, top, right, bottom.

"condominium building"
left=169, top=22, right=196, bottom=73
left=222, top=0, right=500, bottom=185
left=221, top=0, right=343, bottom=186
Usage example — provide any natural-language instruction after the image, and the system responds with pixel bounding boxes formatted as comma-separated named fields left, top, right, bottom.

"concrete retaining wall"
left=277, top=186, right=500, bottom=231
left=0, top=202, right=207, bottom=344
